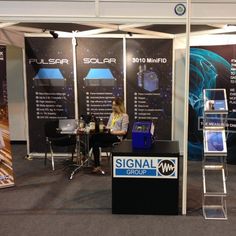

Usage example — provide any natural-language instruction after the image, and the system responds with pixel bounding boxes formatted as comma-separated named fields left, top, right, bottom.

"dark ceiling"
left=141, top=24, right=218, bottom=34
left=17, top=23, right=219, bottom=34
left=18, top=23, right=96, bottom=32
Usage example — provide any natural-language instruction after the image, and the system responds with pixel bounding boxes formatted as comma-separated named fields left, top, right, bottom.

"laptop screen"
left=59, top=119, right=77, bottom=132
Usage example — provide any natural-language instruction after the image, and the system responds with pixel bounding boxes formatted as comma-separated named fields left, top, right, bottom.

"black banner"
left=0, top=45, right=15, bottom=188
left=77, top=38, right=124, bottom=122
left=189, top=45, right=236, bottom=163
left=25, top=37, right=75, bottom=153
left=126, top=39, right=173, bottom=139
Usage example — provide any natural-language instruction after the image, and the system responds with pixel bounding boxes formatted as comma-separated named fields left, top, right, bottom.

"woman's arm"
left=106, top=113, right=113, bottom=129
left=110, top=129, right=127, bottom=136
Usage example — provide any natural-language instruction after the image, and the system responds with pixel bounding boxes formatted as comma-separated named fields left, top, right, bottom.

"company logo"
left=29, top=58, right=69, bottom=65
left=0, top=175, right=9, bottom=181
left=0, top=51, right=4, bottom=61
left=113, top=156, right=177, bottom=179
left=157, top=159, right=176, bottom=176
left=83, top=58, right=116, bottom=64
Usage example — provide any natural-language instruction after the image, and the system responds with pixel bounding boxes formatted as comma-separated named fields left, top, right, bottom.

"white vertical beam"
left=171, top=38, right=175, bottom=140
left=123, top=36, right=127, bottom=110
left=22, top=48, right=30, bottom=156
left=72, top=36, right=78, bottom=120
left=182, top=0, right=191, bottom=215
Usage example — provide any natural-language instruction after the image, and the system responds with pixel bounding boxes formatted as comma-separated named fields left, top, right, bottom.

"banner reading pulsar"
left=77, top=38, right=124, bottom=121
left=126, top=39, right=173, bottom=139
left=0, top=45, right=15, bottom=188
left=189, top=45, right=236, bottom=163
left=25, top=37, right=75, bottom=153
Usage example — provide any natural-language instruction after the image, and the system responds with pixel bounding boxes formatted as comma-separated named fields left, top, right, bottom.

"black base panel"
left=112, top=178, right=179, bottom=215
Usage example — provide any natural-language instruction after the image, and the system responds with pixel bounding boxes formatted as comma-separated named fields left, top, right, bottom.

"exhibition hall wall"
left=189, top=35, right=236, bottom=163
left=174, top=34, right=236, bottom=163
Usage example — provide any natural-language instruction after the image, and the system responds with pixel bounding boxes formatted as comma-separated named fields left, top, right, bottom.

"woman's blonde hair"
left=112, top=97, right=125, bottom=113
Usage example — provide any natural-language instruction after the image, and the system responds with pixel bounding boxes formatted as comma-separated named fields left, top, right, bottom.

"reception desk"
left=112, top=140, right=180, bottom=215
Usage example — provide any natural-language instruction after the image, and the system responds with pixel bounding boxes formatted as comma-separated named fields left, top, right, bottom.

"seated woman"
left=90, top=97, right=129, bottom=175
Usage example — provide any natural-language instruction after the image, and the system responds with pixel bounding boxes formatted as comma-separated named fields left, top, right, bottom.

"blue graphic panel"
left=206, top=131, right=224, bottom=152
left=34, top=68, right=64, bottom=80
left=85, top=68, right=114, bottom=80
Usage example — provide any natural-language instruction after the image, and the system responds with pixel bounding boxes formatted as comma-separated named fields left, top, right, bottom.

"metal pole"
left=171, top=38, right=176, bottom=140
left=72, top=36, right=78, bottom=120
left=182, top=0, right=191, bottom=215
left=22, top=47, right=30, bottom=156
left=123, top=36, right=127, bottom=109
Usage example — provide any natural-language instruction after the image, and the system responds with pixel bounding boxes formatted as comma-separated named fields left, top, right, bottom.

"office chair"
left=100, top=127, right=129, bottom=165
left=44, top=120, right=76, bottom=171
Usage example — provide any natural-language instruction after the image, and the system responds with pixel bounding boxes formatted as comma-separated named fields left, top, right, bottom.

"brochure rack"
left=202, top=89, right=228, bottom=220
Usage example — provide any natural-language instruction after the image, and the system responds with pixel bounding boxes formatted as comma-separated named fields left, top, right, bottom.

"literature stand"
left=202, top=89, right=228, bottom=220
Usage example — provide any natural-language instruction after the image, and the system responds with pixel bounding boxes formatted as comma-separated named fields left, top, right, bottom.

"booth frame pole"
left=72, top=36, right=78, bottom=120
left=182, top=0, right=191, bottom=215
left=123, top=36, right=127, bottom=110
left=22, top=47, right=30, bottom=156
left=171, top=39, right=175, bottom=140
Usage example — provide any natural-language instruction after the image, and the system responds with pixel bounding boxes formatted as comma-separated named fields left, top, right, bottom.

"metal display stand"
left=202, top=89, right=228, bottom=220
left=69, top=130, right=91, bottom=180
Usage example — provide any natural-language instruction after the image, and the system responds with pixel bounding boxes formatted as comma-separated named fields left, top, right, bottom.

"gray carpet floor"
left=0, top=144, right=236, bottom=236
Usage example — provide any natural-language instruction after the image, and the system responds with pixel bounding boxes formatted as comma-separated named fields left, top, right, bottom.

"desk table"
left=112, top=140, right=180, bottom=215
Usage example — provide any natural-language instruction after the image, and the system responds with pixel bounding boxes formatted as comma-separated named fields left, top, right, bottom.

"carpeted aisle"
left=0, top=144, right=236, bottom=236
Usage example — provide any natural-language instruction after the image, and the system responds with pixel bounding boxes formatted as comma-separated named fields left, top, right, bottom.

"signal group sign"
left=113, top=156, right=178, bottom=179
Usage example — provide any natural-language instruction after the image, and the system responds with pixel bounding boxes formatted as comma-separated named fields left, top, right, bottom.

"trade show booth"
left=1, top=1, right=236, bottom=224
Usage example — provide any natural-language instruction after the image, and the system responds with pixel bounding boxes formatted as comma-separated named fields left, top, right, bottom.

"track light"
left=128, top=32, right=133, bottom=37
left=49, top=30, right=58, bottom=39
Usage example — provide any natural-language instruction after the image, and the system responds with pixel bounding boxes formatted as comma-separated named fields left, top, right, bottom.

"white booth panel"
left=99, top=2, right=184, bottom=18
left=0, top=1, right=95, bottom=18
left=6, top=46, right=26, bottom=141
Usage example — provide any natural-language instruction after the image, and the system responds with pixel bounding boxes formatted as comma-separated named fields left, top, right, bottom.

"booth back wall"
left=24, top=36, right=173, bottom=154
left=188, top=44, right=236, bottom=163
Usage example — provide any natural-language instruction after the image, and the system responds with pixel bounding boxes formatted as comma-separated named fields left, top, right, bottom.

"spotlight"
left=128, top=32, right=133, bottom=37
left=49, top=30, right=58, bottom=39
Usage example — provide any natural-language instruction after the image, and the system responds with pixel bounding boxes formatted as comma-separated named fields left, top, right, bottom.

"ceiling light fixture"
left=49, top=30, right=58, bottom=39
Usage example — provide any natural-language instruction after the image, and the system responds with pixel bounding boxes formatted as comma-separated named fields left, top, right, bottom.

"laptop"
left=59, top=119, right=77, bottom=134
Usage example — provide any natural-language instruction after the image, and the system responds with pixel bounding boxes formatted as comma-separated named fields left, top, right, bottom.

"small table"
left=68, top=129, right=91, bottom=180
left=112, top=140, right=180, bottom=215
